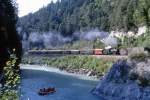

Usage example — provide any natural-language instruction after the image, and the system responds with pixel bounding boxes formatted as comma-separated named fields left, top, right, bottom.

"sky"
left=16, top=0, right=57, bottom=17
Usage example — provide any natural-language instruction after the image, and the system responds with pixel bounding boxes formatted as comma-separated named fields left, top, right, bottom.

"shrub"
left=0, top=90, right=18, bottom=100
left=22, top=55, right=113, bottom=76
left=129, top=52, right=147, bottom=61
left=0, top=50, right=20, bottom=99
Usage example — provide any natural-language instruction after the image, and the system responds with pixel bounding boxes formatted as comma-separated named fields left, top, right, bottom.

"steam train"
left=28, top=47, right=128, bottom=56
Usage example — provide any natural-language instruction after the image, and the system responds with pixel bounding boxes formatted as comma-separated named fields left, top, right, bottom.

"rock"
left=92, top=58, right=150, bottom=100
left=86, top=71, right=92, bottom=76
left=128, top=59, right=150, bottom=86
left=105, top=60, right=129, bottom=83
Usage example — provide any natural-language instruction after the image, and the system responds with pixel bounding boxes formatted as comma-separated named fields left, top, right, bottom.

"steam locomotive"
left=28, top=47, right=128, bottom=56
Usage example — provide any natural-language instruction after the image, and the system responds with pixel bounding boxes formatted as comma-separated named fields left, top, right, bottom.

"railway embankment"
left=22, top=55, right=115, bottom=78
left=92, top=51, right=150, bottom=100
left=91, top=55, right=127, bottom=61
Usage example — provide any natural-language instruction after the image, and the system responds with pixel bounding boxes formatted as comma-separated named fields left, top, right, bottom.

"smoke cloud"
left=74, top=29, right=109, bottom=40
left=101, top=36, right=118, bottom=47
left=21, top=29, right=118, bottom=51
left=73, top=29, right=118, bottom=47
left=28, top=32, right=73, bottom=49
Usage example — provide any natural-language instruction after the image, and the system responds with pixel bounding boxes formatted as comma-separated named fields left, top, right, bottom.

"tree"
left=0, top=0, right=22, bottom=79
left=18, top=0, right=150, bottom=48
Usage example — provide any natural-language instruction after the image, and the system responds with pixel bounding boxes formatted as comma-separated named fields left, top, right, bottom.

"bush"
left=23, top=55, right=113, bottom=76
left=0, top=90, right=18, bottom=100
left=129, top=52, right=147, bottom=61
left=0, top=50, right=20, bottom=99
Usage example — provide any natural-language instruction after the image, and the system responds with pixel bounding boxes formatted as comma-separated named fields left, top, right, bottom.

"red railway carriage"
left=94, top=49, right=103, bottom=55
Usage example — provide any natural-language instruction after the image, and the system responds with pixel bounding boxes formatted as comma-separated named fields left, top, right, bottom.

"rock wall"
left=92, top=57, right=150, bottom=100
left=110, top=26, right=147, bottom=38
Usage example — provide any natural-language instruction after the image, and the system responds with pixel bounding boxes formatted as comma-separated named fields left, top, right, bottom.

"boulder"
left=92, top=58, right=150, bottom=100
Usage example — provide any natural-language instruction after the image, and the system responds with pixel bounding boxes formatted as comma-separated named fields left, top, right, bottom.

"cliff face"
left=92, top=53, right=150, bottom=100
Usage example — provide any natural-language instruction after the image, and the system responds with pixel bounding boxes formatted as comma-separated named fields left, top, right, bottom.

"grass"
left=22, top=55, right=113, bottom=76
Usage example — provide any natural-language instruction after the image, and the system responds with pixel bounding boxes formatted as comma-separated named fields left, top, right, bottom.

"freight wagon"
left=28, top=47, right=128, bottom=56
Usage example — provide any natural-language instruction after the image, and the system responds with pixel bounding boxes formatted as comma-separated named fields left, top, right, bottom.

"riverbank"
left=22, top=55, right=114, bottom=78
left=21, top=64, right=99, bottom=81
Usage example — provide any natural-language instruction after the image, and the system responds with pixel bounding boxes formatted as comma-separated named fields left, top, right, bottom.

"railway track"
left=27, top=49, right=128, bottom=61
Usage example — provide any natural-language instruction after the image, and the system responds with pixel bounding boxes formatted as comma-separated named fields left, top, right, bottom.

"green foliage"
left=23, top=55, right=113, bottom=76
left=3, top=57, right=20, bottom=90
left=118, top=28, right=150, bottom=47
left=0, top=51, right=20, bottom=100
left=93, top=38, right=105, bottom=48
left=129, top=52, right=148, bottom=61
left=0, top=90, right=18, bottom=100
left=142, top=29, right=150, bottom=47
left=18, top=0, right=150, bottom=49
left=0, top=0, right=21, bottom=99
left=18, top=0, right=150, bottom=36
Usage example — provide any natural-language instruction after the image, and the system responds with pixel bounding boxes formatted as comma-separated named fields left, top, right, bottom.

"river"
left=20, top=65, right=101, bottom=100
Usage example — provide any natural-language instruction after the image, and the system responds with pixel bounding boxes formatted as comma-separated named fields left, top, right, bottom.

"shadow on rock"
left=92, top=55, right=150, bottom=100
